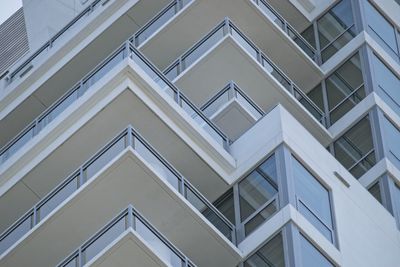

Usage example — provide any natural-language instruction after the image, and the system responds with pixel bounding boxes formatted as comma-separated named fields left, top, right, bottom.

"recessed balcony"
left=0, top=126, right=241, bottom=267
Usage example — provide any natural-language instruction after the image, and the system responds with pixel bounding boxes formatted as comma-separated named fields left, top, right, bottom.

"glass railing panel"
left=256, top=0, right=284, bottom=29
left=0, top=45, right=127, bottom=166
left=0, top=212, right=33, bottom=255
left=185, top=184, right=233, bottom=241
left=135, top=217, right=183, bottom=267
left=58, top=206, right=194, bottom=267
left=134, top=137, right=180, bottom=191
left=182, top=26, right=225, bottom=68
left=83, top=135, right=126, bottom=179
left=135, top=2, right=179, bottom=46
left=261, top=56, right=291, bottom=91
left=82, top=216, right=126, bottom=263
left=1, top=124, right=35, bottom=163
left=244, top=198, right=277, bottom=236
left=38, top=87, right=79, bottom=128
left=294, top=87, right=325, bottom=124
left=37, top=173, right=80, bottom=221
left=6, top=0, right=104, bottom=85
left=235, top=90, right=263, bottom=119
left=202, top=89, right=230, bottom=117
left=320, top=25, right=356, bottom=63
left=230, top=28, right=259, bottom=59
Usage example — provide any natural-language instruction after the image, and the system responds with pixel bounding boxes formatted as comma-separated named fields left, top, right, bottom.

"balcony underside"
left=0, top=149, right=241, bottom=267
left=86, top=230, right=169, bottom=267
left=173, top=37, right=331, bottom=146
left=210, top=99, right=258, bottom=141
left=140, top=0, right=322, bottom=91
left=0, top=78, right=230, bottom=234
left=0, top=0, right=170, bottom=148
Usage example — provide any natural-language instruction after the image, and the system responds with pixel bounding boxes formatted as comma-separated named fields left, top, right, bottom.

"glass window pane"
left=239, top=156, right=278, bottom=222
left=364, top=1, right=399, bottom=59
left=383, top=117, right=400, bottom=167
left=244, top=233, right=285, bottom=267
left=244, top=200, right=277, bottom=236
left=368, top=181, right=382, bottom=204
left=334, top=116, right=375, bottom=178
left=373, top=55, right=400, bottom=115
left=326, top=53, right=365, bottom=123
left=317, top=0, right=355, bottom=61
left=293, top=158, right=333, bottom=242
left=394, top=183, right=400, bottom=220
left=300, top=234, right=334, bottom=267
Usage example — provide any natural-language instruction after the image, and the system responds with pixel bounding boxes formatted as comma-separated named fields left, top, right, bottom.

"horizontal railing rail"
left=252, top=0, right=318, bottom=62
left=57, top=205, right=196, bottom=267
left=163, top=18, right=326, bottom=126
left=200, top=81, right=264, bottom=120
left=0, top=34, right=231, bottom=165
left=0, top=125, right=235, bottom=256
left=1, top=0, right=107, bottom=86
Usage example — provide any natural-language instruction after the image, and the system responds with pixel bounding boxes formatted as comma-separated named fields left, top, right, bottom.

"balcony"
left=200, top=82, right=264, bottom=141
left=0, top=42, right=237, bottom=238
left=0, top=126, right=241, bottom=267
left=137, top=0, right=323, bottom=90
left=164, top=19, right=331, bottom=145
left=56, top=205, right=196, bottom=267
left=0, top=0, right=172, bottom=154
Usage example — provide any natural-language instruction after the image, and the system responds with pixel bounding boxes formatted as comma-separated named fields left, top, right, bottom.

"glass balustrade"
left=57, top=205, right=196, bottom=267
left=133, top=0, right=193, bottom=47
left=252, top=0, right=317, bottom=62
left=1, top=0, right=105, bottom=86
left=164, top=18, right=326, bottom=125
left=0, top=126, right=236, bottom=256
left=0, top=40, right=230, bottom=166
left=200, top=82, right=264, bottom=120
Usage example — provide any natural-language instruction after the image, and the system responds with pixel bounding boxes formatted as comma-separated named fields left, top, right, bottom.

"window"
left=334, top=116, right=376, bottom=178
left=239, top=155, right=279, bottom=236
left=326, top=53, right=365, bottom=124
left=383, top=116, right=400, bottom=167
left=368, top=181, right=382, bottom=204
left=317, top=0, right=356, bottom=62
left=364, top=1, right=400, bottom=61
left=394, top=182, right=400, bottom=220
left=373, top=54, right=400, bottom=115
left=300, top=234, right=334, bottom=267
left=244, top=232, right=285, bottom=267
left=293, top=158, right=334, bottom=243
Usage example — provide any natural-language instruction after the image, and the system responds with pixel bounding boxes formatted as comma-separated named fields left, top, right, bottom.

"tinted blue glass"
left=383, top=117, right=400, bottom=167
left=300, top=235, right=334, bottom=267
left=293, top=158, right=333, bottom=242
left=373, top=55, right=400, bottom=113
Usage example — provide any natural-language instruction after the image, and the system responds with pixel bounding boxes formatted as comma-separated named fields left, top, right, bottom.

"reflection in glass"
left=244, top=233, right=285, bottom=267
left=368, top=181, right=382, bottom=204
left=334, top=116, right=375, bottom=178
left=300, top=234, right=334, bottom=267
left=383, top=116, right=400, bottom=167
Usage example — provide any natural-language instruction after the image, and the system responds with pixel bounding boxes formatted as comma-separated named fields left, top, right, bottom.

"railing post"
left=78, top=248, right=83, bottom=267
left=32, top=208, right=38, bottom=226
left=127, top=127, right=133, bottom=148
left=289, top=82, right=295, bottom=95
left=78, top=167, right=84, bottom=187
left=127, top=205, right=133, bottom=229
left=223, top=17, right=230, bottom=36
left=124, top=41, right=130, bottom=59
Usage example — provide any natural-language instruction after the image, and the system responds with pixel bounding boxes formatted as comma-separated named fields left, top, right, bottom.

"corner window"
left=368, top=181, right=382, bottom=204
left=300, top=234, right=334, bottom=267
left=383, top=116, right=400, bottom=167
left=293, top=158, right=334, bottom=243
left=244, top=232, right=285, bottom=267
left=334, top=116, right=376, bottom=178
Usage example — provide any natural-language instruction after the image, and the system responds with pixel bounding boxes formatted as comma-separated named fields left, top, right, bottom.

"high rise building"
left=0, top=0, right=400, bottom=266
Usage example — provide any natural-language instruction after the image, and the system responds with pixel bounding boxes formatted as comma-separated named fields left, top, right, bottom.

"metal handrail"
left=3, top=0, right=105, bottom=84
left=0, top=125, right=235, bottom=256
left=57, top=205, right=196, bottom=267
left=163, top=18, right=326, bottom=125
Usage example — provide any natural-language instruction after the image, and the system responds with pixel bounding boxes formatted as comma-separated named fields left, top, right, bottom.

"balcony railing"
left=164, top=18, right=326, bottom=126
left=0, top=39, right=230, bottom=165
left=57, top=205, right=196, bottom=267
left=132, top=0, right=193, bottom=47
left=0, top=126, right=236, bottom=256
left=0, top=0, right=107, bottom=86
left=200, top=81, right=264, bottom=120
left=252, top=0, right=318, bottom=62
